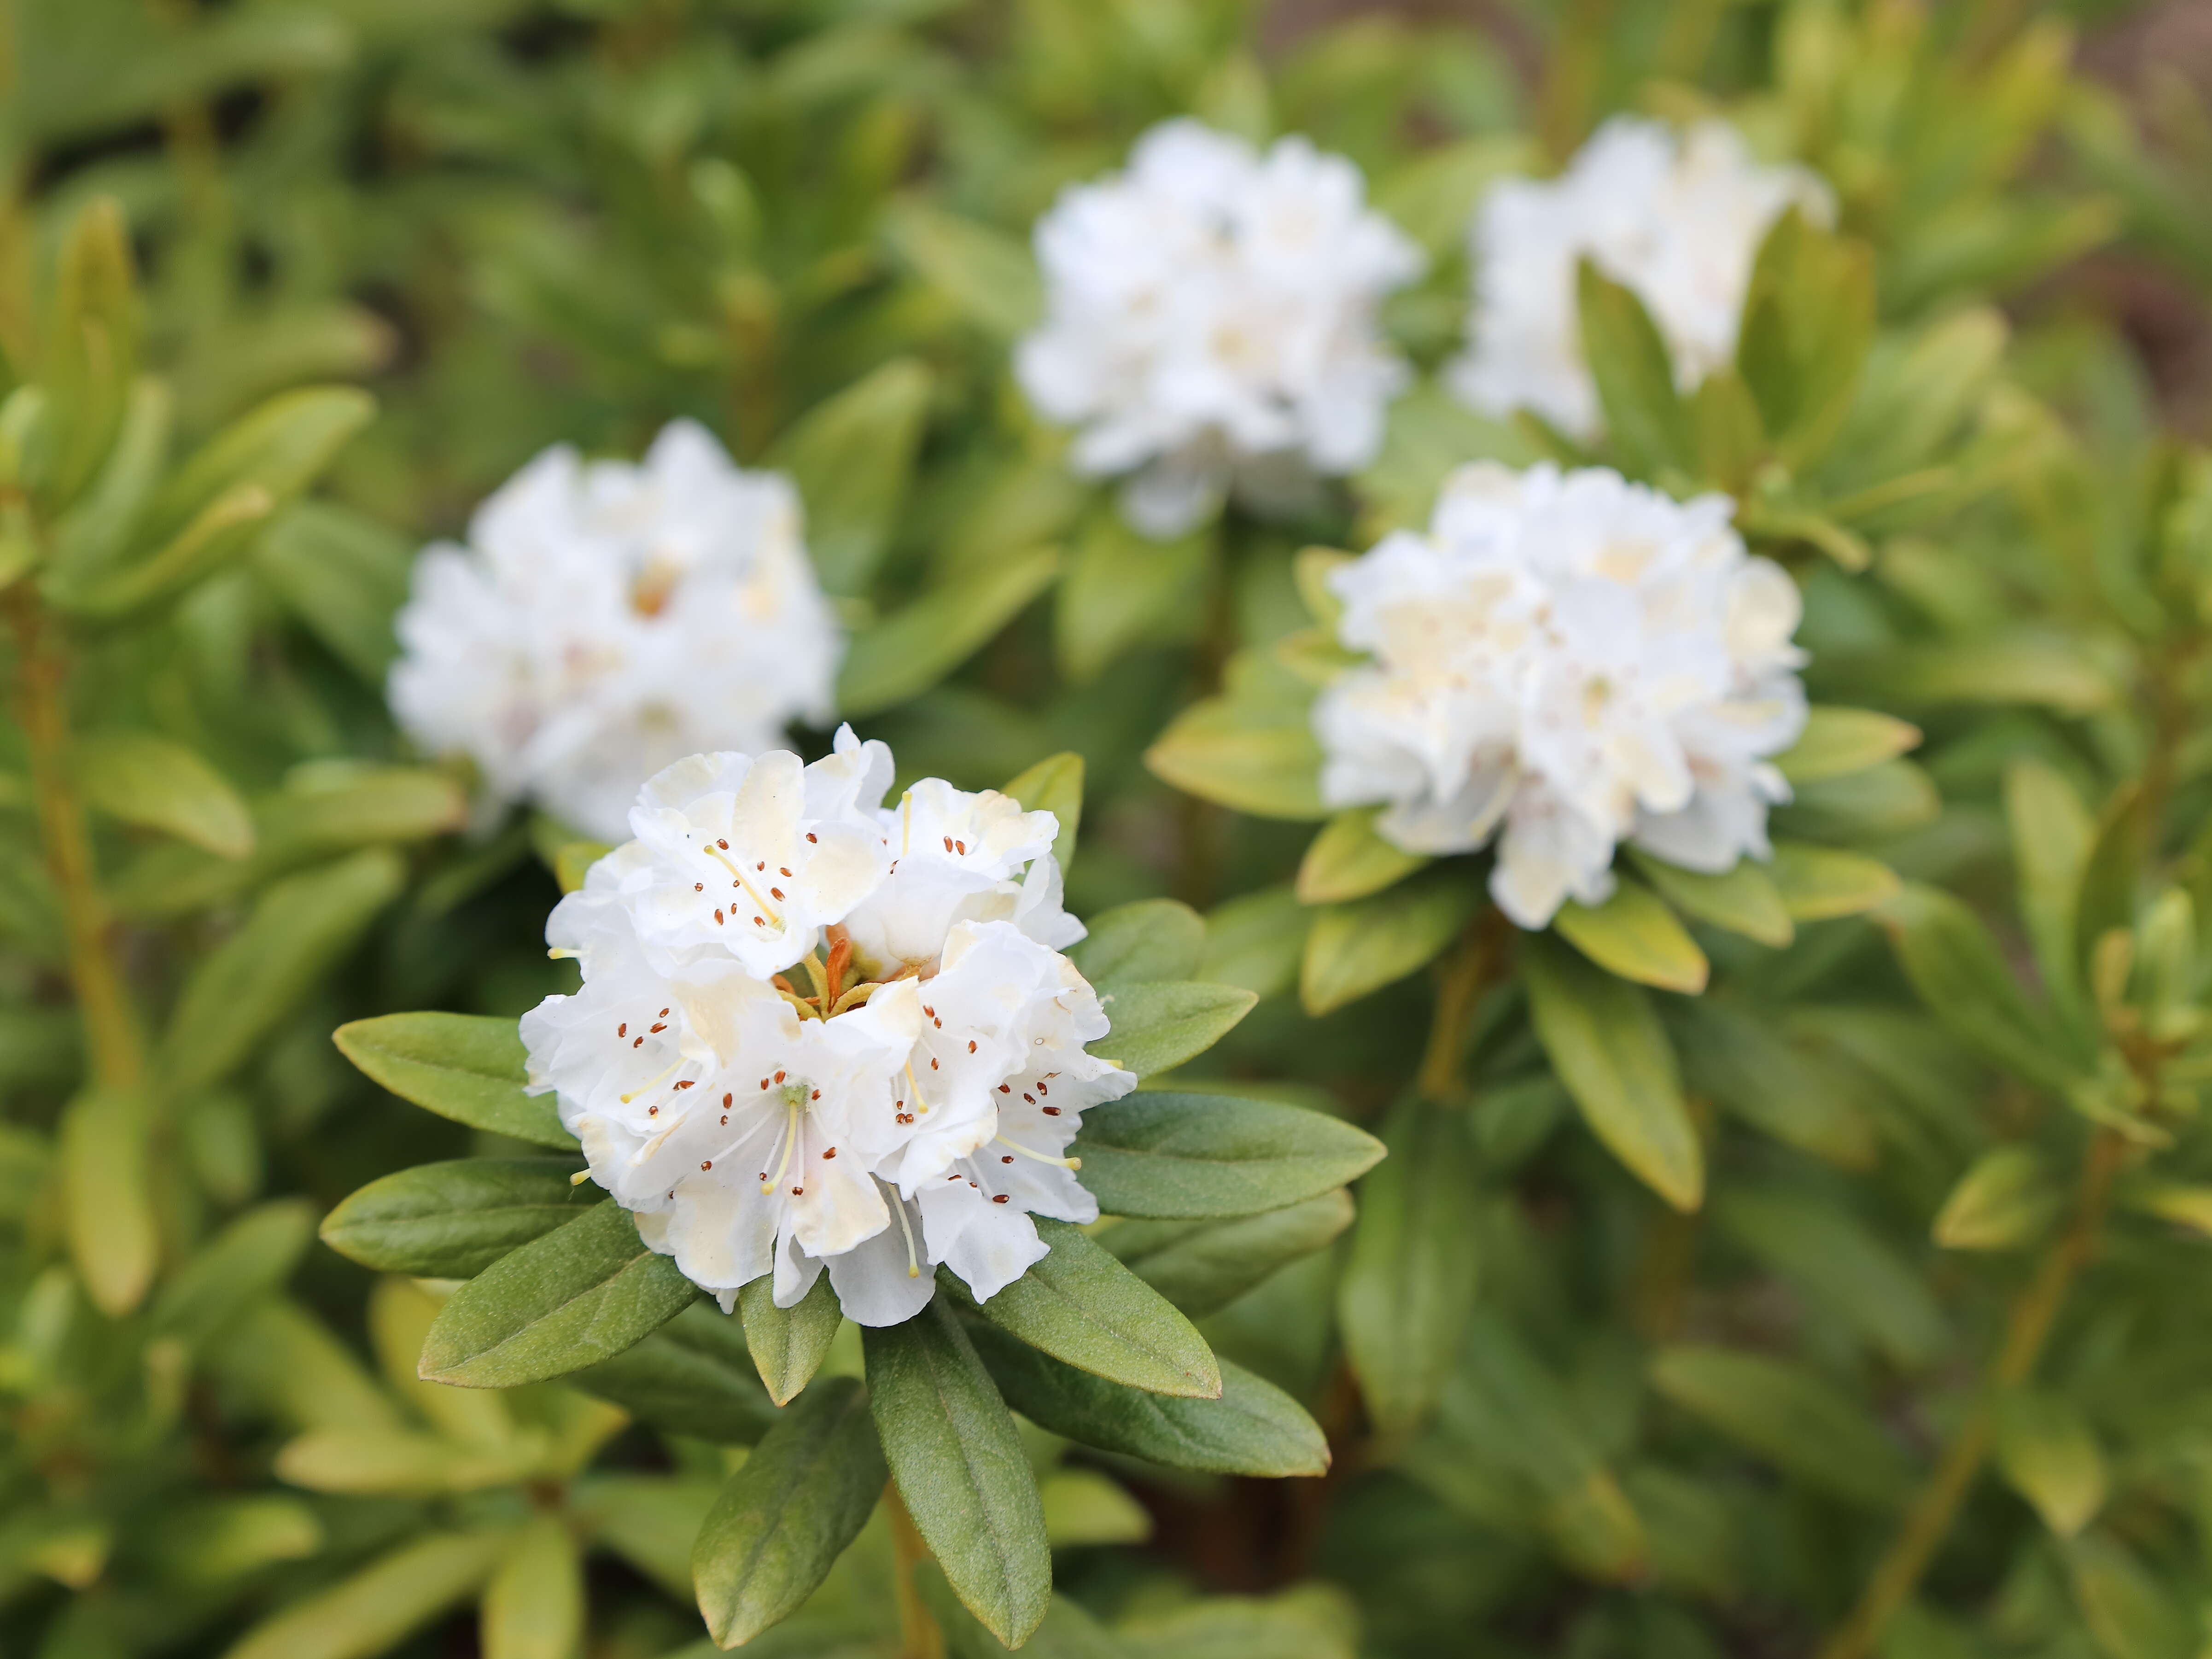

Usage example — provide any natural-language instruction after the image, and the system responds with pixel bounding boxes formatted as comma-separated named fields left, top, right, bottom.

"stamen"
left=761, top=1095, right=801, bottom=1194
left=900, top=789, right=912, bottom=857
left=620, top=1056, right=684, bottom=1103
left=904, top=1060, right=929, bottom=1116
left=892, top=1191, right=921, bottom=1279
left=547, top=947, right=580, bottom=960
left=569, top=1169, right=594, bottom=1187
left=995, top=1134, right=1081, bottom=1171
left=703, top=843, right=782, bottom=924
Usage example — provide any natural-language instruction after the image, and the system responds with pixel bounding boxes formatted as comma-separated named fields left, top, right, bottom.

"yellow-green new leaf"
left=77, top=730, right=253, bottom=857
left=1630, top=852, right=1792, bottom=948
left=482, top=1516, right=584, bottom=1659
left=1995, top=1392, right=2107, bottom=1538
left=1934, top=1146, right=2061, bottom=1251
left=838, top=546, right=1058, bottom=716
left=220, top=1530, right=506, bottom=1659
left=61, top=1087, right=156, bottom=1315
left=1302, top=871, right=1482, bottom=1015
left=1768, top=842, right=1901, bottom=921
left=1524, top=935, right=1702, bottom=1211
left=1775, top=707, right=1922, bottom=784
left=1001, top=751, right=1083, bottom=869
left=1553, top=881, right=1708, bottom=993
left=767, top=358, right=930, bottom=594
left=1296, top=807, right=1429, bottom=905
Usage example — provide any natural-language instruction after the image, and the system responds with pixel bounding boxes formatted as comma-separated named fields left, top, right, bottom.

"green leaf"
left=1649, top=1345, right=1914, bottom=1509
left=1524, top=935, right=1702, bottom=1212
left=1301, top=870, right=1482, bottom=1015
left=1040, top=1468, right=1151, bottom=1548
left=693, top=1375, right=887, bottom=1648
left=1296, top=807, right=1430, bottom=905
left=864, top=1301, right=1051, bottom=1649
left=2064, top=1533, right=2192, bottom=1659
left=1576, top=259, right=1692, bottom=477
left=1629, top=852, right=1792, bottom=948
left=76, top=730, right=253, bottom=857
left=332, top=1011, right=573, bottom=1150
left=1689, top=368, right=1766, bottom=488
left=739, top=1269, right=842, bottom=1407
left=59, top=386, right=375, bottom=620
left=1115, top=1587, right=1359, bottom=1659
left=1056, top=515, right=1212, bottom=682
left=1735, top=208, right=1875, bottom=467
left=163, top=849, right=403, bottom=1091
left=419, top=1199, right=698, bottom=1388
left=1144, top=656, right=1326, bottom=821
left=1093, top=981, right=1256, bottom=1077
left=1932, top=1145, right=2061, bottom=1251
left=2073, top=784, right=2145, bottom=981
left=252, top=502, right=412, bottom=682
left=1995, top=1391, right=2107, bottom=1538
left=150, top=1199, right=315, bottom=1349
left=1775, top=707, right=1923, bottom=784
left=1198, top=886, right=1310, bottom=1000
left=573, top=1473, right=719, bottom=1601
left=1338, top=1099, right=1480, bottom=1437
left=566, top=1303, right=778, bottom=1444
left=1001, top=751, right=1083, bottom=870
left=768, top=358, right=931, bottom=593
left=482, top=1516, right=584, bottom=1659
left=1878, top=883, right=2083, bottom=1092
left=319, top=1159, right=589, bottom=1278
left=968, top=1320, right=1328, bottom=1478
left=960, top=1218, right=1219, bottom=1398
left=1553, top=880, right=1709, bottom=993
left=1101, top=1191, right=1354, bottom=1317
left=2006, top=759, right=2094, bottom=1019
left=1716, top=1189, right=1945, bottom=1370
left=884, top=201, right=1043, bottom=341
left=1768, top=841, right=1902, bottom=921
left=1073, top=1092, right=1385, bottom=1219
left=1887, top=635, right=2115, bottom=716
left=60, top=1087, right=157, bottom=1316
left=838, top=545, right=1059, bottom=716
left=220, top=1530, right=507, bottom=1659
left=1775, top=759, right=1940, bottom=841
left=1668, top=999, right=1876, bottom=1168
left=1070, top=899, right=1204, bottom=987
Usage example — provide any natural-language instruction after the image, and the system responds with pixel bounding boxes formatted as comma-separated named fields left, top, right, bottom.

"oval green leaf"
left=1072, top=1092, right=1385, bottom=1220
left=320, top=1159, right=589, bottom=1278
left=1553, top=880, right=1709, bottom=993
left=1092, top=980, right=1256, bottom=1078
left=332, top=1011, right=572, bottom=1150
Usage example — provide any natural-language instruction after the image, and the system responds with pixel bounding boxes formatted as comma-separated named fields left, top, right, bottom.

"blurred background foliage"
left=8, top=0, right=2212, bottom=1656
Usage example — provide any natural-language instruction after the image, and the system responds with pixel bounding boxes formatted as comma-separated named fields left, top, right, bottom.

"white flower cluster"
left=1017, top=118, right=1425, bottom=539
left=1450, top=117, right=1832, bottom=440
left=520, top=729, right=1133, bottom=1326
left=1313, top=463, right=1807, bottom=929
left=389, top=421, right=841, bottom=842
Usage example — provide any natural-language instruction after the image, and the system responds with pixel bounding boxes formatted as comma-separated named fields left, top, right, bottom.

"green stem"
left=7, top=590, right=146, bottom=1092
left=1818, top=1127, right=2127, bottom=1659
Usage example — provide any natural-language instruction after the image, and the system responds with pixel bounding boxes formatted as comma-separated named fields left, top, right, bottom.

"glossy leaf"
left=319, top=1159, right=589, bottom=1278
left=1092, top=980, right=1256, bottom=1077
left=1073, top=1092, right=1385, bottom=1219
left=961, top=1219, right=1220, bottom=1397
left=968, top=1320, right=1328, bottom=1478
left=693, top=1376, right=887, bottom=1647
left=864, top=1301, right=1051, bottom=1648
left=419, top=1199, right=698, bottom=1387
left=332, top=1011, right=572, bottom=1149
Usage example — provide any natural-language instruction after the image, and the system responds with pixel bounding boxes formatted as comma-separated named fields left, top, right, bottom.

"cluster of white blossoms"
left=389, top=420, right=841, bottom=842
left=1017, top=118, right=1425, bottom=539
left=519, top=729, right=1133, bottom=1326
left=1450, top=117, right=1833, bottom=440
left=1313, top=462, right=1808, bottom=930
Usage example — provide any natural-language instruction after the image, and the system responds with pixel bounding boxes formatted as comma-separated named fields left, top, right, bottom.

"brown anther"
left=823, top=1147, right=837, bottom=1159
left=674, top=1080, right=695, bottom=1090
left=648, top=1105, right=658, bottom=1116
left=714, top=910, right=725, bottom=924
left=930, top=1058, right=939, bottom=1070
left=998, top=1085, right=1011, bottom=1094
left=660, top=1009, right=670, bottom=1017
left=968, top=1040, right=977, bottom=1053
left=649, top=1022, right=666, bottom=1033
left=753, top=916, right=765, bottom=926
left=774, top=1070, right=787, bottom=1083
left=943, top=836, right=953, bottom=852
left=811, top=1089, right=821, bottom=1100
left=770, top=887, right=785, bottom=900
left=1001, top=1155, right=1014, bottom=1164
left=694, top=883, right=703, bottom=892
left=759, top=1078, right=770, bottom=1090
left=790, top=1186, right=803, bottom=1196
left=720, top=1115, right=728, bottom=1124
left=700, top=1160, right=712, bottom=1170
left=633, top=1036, right=644, bottom=1048
left=717, top=839, right=729, bottom=850
left=992, top=1194, right=1010, bottom=1203
left=756, top=861, right=765, bottom=871
left=1042, top=1106, right=1061, bottom=1116
left=806, top=832, right=817, bottom=843
left=618, top=1023, right=627, bottom=1037
left=723, top=1093, right=732, bottom=1107
left=955, top=840, right=967, bottom=855
left=779, top=867, right=792, bottom=877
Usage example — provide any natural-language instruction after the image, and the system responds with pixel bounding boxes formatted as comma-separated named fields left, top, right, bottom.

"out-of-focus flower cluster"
left=1018, top=118, right=1425, bottom=537
left=522, top=730, right=1133, bottom=1325
left=391, top=421, right=842, bottom=841
left=1314, top=462, right=1808, bottom=928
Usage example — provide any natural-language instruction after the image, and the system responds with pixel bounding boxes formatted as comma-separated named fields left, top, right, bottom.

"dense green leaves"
left=419, top=1200, right=698, bottom=1388
left=1101, top=1192, right=1354, bottom=1317
left=1073, top=1092, right=1385, bottom=1219
left=692, top=1377, right=887, bottom=1647
left=566, top=1304, right=779, bottom=1444
left=1651, top=1346, right=1916, bottom=1509
left=839, top=547, right=1060, bottom=715
left=332, top=1012, right=572, bottom=1149
left=1302, top=870, right=1483, bottom=1014
left=864, top=1302, right=1051, bottom=1648
left=320, top=1160, right=588, bottom=1278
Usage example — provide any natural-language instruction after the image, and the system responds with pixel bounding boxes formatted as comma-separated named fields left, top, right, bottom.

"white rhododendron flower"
left=1017, top=118, right=1425, bottom=538
left=520, top=727, right=1135, bottom=1326
left=1313, top=463, right=1807, bottom=929
left=389, top=420, right=841, bottom=841
left=1449, top=117, right=1832, bottom=440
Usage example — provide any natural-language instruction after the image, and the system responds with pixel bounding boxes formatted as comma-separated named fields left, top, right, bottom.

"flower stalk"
left=885, top=1483, right=945, bottom=1659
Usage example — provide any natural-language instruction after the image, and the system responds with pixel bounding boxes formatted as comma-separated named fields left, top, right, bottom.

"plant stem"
left=884, top=1482, right=944, bottom=1659
left=1818, top=1126, right=2128, bottom=1659
left=6, top=591, right=146, bottom=1092
left=1416, top=909, right=1507, bottom=1104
